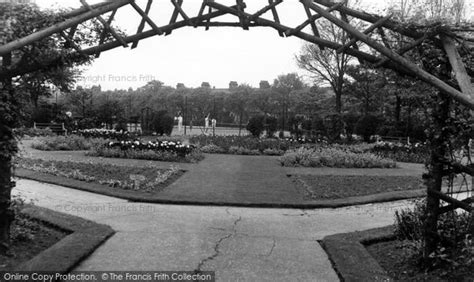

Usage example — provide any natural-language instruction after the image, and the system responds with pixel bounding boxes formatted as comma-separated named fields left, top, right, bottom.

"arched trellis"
left=1, top=0, right=473, bottom=255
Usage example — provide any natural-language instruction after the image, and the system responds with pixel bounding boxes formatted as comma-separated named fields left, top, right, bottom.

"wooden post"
left=0, top=52, right=15, bottom=254
left=424, top=93, right=450, bottom=261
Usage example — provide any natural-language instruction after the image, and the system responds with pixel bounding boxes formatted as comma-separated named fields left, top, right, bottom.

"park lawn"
left=0, top=217, right=68, bottom=270
left=15, top=158, right=183, bottom=193
left=293, top=175, right=424, bottom=199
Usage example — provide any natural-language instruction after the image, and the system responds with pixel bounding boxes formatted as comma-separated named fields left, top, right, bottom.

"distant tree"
left=259, top=80, right=271, bottom=89
left=344, top=65, right=387, bottom=116
left=272, top=73, right=305, bottom=132
left=201, top=82, right=211, bottom=88
left=229, top=81, right=238, bottom=89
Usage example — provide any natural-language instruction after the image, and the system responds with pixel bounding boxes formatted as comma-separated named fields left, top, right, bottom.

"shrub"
left=394, top=199, right=473, bottom=269
left=372, top=141, right=429, bottom=163
left=153, top=110, right=174, bottom=136
left=10, top=195, right=37, bottom=242
left=89, top=140, right=203, bottom=163
left=189, top=135, right=296, bottom=155
left=31, top=135, right=105, bottom=151
left=266, top=116, right=278, bottom=138
left=200, top=144, right=226, bottom=154
left=355, top=115, right=380, bottom=142
left=280, top=146, right=396, bottom=168
left=14, top=127, right=54, bottom=138
left=247, top=115, right=265, bottom=137
left=228, top=146, right=261, bottom=155
left=262, top=148, right=285, bottom=156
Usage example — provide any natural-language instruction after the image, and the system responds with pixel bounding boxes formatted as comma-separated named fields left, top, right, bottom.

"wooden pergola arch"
left=1, top=0, right=473, bottom=246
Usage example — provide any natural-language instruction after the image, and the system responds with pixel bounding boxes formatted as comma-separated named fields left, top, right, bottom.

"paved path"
left=14, top=179, right=417, bottom=282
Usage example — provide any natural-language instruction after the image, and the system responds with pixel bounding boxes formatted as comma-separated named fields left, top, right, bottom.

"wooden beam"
left=80, top=0, right=128, bottom=47
left=313, top=0, right=424, bottom=39
left=337, top=14, right=392, bottom=54
left=250, top=0, right=282, bottom=21
left=171, top=0, right=191, bottom=23
left=193, top=22, right=260, bottom=27
left=305, top=0, right=474, bottom=110
left=129, top=1, right=162, bottom=35
left=168, top=0, right=181, bottom=32
left=268, top=0, right=284, bottom=37
left=206, top=1, right=400, bottom=69
left=428, top=189, right=472, bottom=212
left=374, top=33, right=429, bottom=68
left=59, top=31, right=83, bottom=53
left=441, top=35, right=474, bottom=103
left=236, top=0, right=249, bottom=30
left=0, top=0, right=131, bottom=56
left=96, top=8, right=117, bottom=56
left=132, top=0, right=153, bottom=45
left=438, top=197, right=473, bottom=214
left=301, top=0, right=321, bottom=38
left=285, top=2, right=343, bottom=37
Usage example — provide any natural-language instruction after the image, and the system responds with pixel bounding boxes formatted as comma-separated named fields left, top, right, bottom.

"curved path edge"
left=16, top=168, right=425, bottom=209
left=14, top=205, right=115, bottom=272
left=321, top=225, right=396, bottom=281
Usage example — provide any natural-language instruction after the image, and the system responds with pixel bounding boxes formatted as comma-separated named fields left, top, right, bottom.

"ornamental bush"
left=31, top=135, right=105, bottom=151
left=153, top=110, right=174, bottom=136
left=280, top=146, right=396, bottom=168
left=247, top=115, right=265, bottom=137
left=394, top=199, right=473, bottom=270
left=189, top=135, right=297, bottom=155
left=372, top=141, right=429, bottom=163
left=355, top=115, right=380, bottom=142
left=89, top=140, right=203, bottom=163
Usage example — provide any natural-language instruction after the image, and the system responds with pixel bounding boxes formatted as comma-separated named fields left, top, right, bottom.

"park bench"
left=378, top=136, right=410, bottom=144
left=33, top=122, right=67, bottom=135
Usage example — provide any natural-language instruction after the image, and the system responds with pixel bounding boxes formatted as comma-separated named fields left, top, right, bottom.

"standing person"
left=189, top=119, right=193, bottom=133
left=177, top=113, right=183, bottom=133
left=204, top=114, right=210, bottom=131
left=211, top=117, right=217, bottom=136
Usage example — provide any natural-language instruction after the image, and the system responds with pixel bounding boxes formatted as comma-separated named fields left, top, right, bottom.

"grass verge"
left=292, top=175, right=423, bottom=199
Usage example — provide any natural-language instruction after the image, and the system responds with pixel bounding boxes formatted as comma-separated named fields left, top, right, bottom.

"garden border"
left=16, top=168, right=425, bottom=208
left=321, top=225, right=396, bottom=281
left=14, top=205, right=115, bottom=272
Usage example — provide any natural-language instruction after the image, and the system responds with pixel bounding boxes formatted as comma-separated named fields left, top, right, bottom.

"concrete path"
left=13, top=179, right=417, bottom=282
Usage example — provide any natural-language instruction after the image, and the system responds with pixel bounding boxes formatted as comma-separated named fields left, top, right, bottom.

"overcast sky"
left=33, top=0, right=469, bottom=90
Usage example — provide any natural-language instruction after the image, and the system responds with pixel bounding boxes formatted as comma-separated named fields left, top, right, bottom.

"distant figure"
left=204, top=114, right=210, bottom=130
left=177, top=114, right=183, bottom=132
left=189, top=119, right=193, bottom=132
left=211, top=118, right=217, bottom=129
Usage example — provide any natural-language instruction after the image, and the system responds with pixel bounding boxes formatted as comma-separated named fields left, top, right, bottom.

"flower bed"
left=89, top=140, right=204, bottom=163
left=31, top=135, right=105, bottom=151
left=280, top=146, right=396, bottom=168
left=367, top=199, right=473, bottom=281
left=72, top=129, right=136, bottom=141
left=16, top=158, right=182, bottom=192
left=190, top=136, right=304, bottom=156
left=371, top=141, right=429, bottom=163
